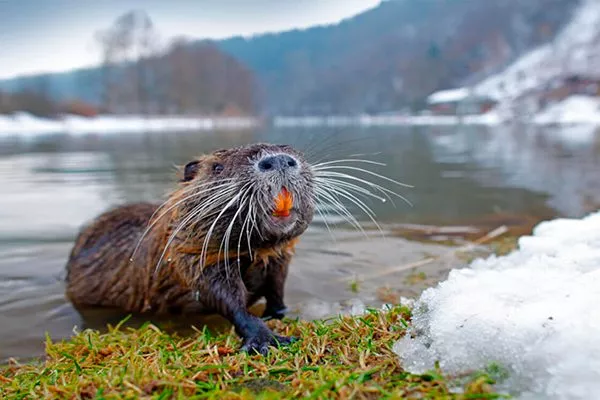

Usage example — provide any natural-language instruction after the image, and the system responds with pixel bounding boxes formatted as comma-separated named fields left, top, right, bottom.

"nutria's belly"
left=64, top=203, right=270, bottom=316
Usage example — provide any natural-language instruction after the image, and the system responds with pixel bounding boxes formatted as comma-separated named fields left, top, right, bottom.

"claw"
left=273, top=335, right=298, bottom=346
left=240, top=331, right=296, bottom=355
left=241, top=341, right=270, bottom=355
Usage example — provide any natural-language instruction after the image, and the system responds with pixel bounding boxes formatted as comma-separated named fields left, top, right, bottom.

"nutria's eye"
left=182, top=160, right=200, bottom=182
left=212, top=163, right=224, bottom=173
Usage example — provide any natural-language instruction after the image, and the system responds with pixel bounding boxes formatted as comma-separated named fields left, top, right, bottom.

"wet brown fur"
left=65, top=143, right=314, bottom=353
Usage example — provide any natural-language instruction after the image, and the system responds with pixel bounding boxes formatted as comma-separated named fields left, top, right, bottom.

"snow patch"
left=534, top=96, right=600, bottom=126
left=0, top=112, right=258, bottom=137
left=298, top=298, right=414, bottom=320
left=394, top=211, right=600, bottom=399
left=273, top=112, right=502, bottom=128
left=427, top=88, right=471, bottom=104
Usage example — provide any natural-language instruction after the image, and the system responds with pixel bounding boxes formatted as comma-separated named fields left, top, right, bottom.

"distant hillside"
left=0, top=0, right=581, bottom=115
left=217, top=0, right=580, bottom=113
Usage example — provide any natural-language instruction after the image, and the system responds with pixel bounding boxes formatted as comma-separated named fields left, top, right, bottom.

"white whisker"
left=315, top=187, right=367, bottom=236
left=312, top=159, right=386, bottom=168
left=200, top=182, right=253, bottom=271
left=237, top=192, right=255, bottom=265
left=316, top=181, right=384, bottom=237
left=315, top=171, right=413, bottom=207
left=152, top=185, right=241, bottom=276
left=220, top=184, right=253, bottom=280
left=313, top=165, right=413, bottom=188
left=314, top=199, right=336, bottom=242
left=315, top=176, right=390, bottom=204
left=130, top=181, right=237, bottom=262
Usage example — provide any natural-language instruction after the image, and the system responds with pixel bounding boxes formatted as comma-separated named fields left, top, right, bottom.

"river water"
left=1, top=124, right=599, bottom=361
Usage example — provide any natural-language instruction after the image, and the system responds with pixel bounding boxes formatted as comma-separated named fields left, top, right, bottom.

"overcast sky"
left=0, top=0, right=381, bottom=80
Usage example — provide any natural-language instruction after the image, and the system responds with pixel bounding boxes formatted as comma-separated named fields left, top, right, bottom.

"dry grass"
left=0, top=306, right=506, bottom=399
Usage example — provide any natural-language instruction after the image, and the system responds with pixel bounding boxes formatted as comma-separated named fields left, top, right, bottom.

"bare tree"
left=95, top=10, right=160, bottom=114
left=95, top=30, right=118, bottom=112
left=94, top=11, right=258, bottom=116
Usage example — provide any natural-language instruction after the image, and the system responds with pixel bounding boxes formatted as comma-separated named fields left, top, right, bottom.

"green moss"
left=488, top=237, right=519, bottom=257
left=0, top=306, right=506, bottom=399
left=404, top=271, right=427, bottom=285
left=349, top=278, right=361, bottom=293
left=456, top=235, right=520, bottom=265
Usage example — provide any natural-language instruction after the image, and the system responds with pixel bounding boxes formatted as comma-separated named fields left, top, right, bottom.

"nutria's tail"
left=65, top=203, right=158, bottom=312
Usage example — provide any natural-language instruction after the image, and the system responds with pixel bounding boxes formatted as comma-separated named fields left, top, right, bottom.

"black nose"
left=258, top=154, right=298, bottom=172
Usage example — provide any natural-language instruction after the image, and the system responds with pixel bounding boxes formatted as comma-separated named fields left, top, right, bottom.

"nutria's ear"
left=212, top=148, right=228, bottom=156
left=181, top=160, right=201, bottom=182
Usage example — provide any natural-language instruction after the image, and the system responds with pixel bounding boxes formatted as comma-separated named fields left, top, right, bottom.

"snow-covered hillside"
left=474, top=0, right=600, bottom=102
left=423, top=0, right=600, bottom=124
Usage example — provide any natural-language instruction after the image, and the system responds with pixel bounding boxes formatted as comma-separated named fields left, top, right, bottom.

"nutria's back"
left=66, top=203, right=159, bottom=311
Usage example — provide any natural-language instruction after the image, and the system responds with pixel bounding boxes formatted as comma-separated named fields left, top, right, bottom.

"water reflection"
left=428, top=124, right=600, bottom=217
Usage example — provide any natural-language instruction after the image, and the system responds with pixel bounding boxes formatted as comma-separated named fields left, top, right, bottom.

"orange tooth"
left=273, top=187, right=293, bottom=217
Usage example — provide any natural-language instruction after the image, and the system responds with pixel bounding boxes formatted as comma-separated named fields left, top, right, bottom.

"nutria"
left=66, top=143, right=315, bottom=354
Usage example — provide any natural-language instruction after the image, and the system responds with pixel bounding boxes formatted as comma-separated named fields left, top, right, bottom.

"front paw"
left=262, top=305, right=289, bottom=321
left=241, top=330, right=297, bottom=355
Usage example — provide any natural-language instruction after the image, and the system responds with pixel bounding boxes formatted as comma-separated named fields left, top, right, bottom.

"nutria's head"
left=175, top=143, right=315, bottom=250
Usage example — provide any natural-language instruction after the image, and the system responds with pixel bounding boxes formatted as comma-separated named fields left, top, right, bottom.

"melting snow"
left=394, top=211, right=600, bottom=399
left=534, top=96, right=600, bottom=125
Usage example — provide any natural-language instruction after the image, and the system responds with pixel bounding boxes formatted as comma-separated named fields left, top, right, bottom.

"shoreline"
left=3, top=105, right=600, bottom=137
left=2, top=211, right=588, bottom=398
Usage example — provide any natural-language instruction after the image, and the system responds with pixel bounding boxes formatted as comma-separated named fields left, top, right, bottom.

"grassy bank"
left=0, top=306, right=505, bottom=399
